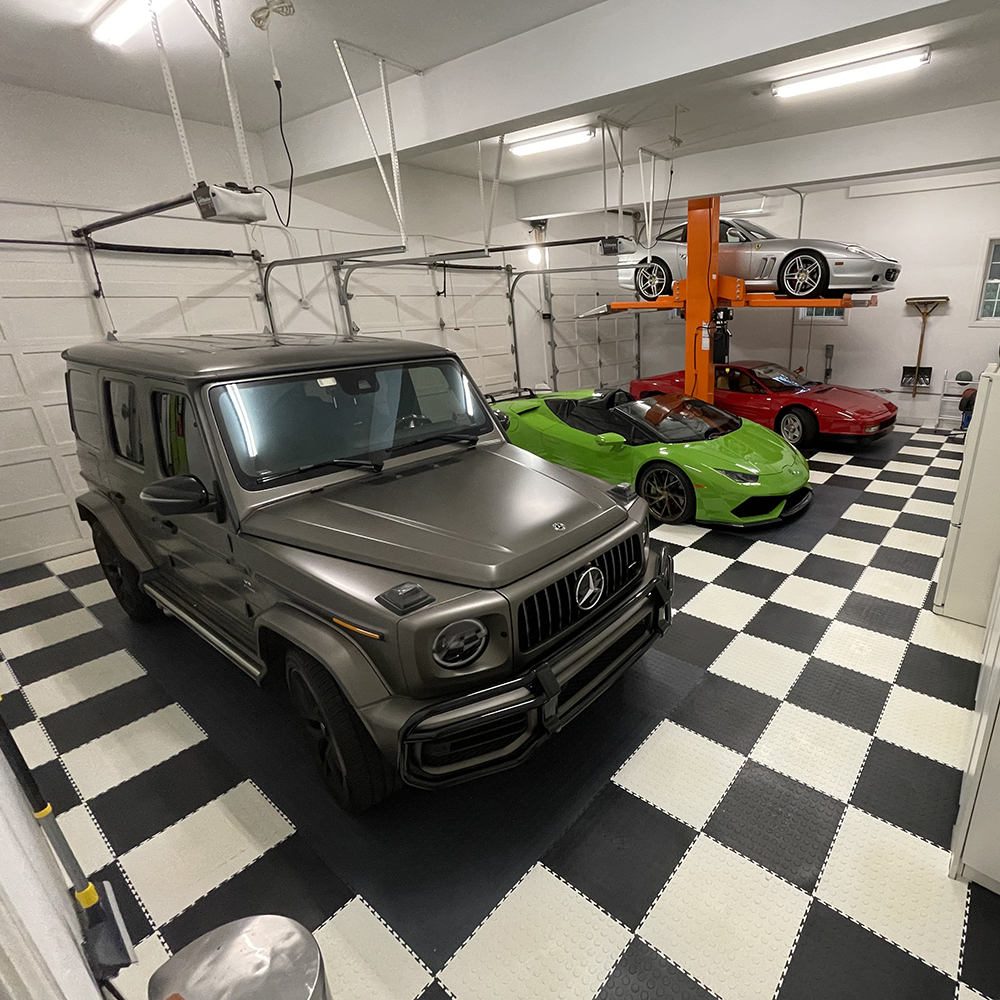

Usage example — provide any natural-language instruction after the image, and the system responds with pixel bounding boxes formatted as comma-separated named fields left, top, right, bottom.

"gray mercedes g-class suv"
left=63, top=335, right=672, bottom=810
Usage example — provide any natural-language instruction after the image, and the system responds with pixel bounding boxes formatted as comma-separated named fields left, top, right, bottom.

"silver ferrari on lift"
left=618, top=217, right=902, bottom=301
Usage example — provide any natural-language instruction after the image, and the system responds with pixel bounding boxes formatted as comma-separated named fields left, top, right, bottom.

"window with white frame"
left=798, top=306, right=847, bottom=322
left=979, top=240, right=1000, bottom=319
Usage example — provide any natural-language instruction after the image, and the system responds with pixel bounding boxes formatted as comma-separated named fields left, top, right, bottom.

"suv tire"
left=286, top=648, right=394, bottom=812
left=92, top=522, right=161, bottom=622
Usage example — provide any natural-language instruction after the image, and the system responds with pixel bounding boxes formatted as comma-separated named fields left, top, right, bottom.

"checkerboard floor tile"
left=0, top=423, right=996, bottom=1000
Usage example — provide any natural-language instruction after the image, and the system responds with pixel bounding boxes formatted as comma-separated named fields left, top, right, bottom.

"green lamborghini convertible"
left=489, top=388, right=811, bottom=526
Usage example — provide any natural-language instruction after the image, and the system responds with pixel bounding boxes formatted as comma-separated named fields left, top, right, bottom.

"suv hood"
left=241, top=443, right=628, bottom=589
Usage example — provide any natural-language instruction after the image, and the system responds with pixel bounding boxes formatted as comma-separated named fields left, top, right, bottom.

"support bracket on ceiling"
left=636, top=146, right=674, bottom=255
left=478, top=136, right=506, bottom=252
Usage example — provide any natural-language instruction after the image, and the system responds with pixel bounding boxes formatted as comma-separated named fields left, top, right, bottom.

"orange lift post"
left=600, top=195, right=878, bottom=404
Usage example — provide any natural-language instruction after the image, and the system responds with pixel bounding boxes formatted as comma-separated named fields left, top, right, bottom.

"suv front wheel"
left=92, top=522, right=161, bottom=622
left=286, top=648, right=394, bottom=812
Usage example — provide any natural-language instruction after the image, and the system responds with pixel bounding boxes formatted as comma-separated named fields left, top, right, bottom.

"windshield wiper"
left=256, top=457, right=384, bottom=483
left=386, top=431, right=482, bottom=454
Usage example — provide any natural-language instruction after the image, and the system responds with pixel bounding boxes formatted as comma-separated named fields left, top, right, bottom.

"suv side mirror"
left=595, top=432, right=626, bottom=447
left=494, top=410, right=510, bottom=431
left=140, top=475, right=216, bottom=516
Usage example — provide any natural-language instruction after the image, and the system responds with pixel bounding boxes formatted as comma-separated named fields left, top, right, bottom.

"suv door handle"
left=152, top=517, right=177, bottom=534
left=109, top=491, right=126, bottom=504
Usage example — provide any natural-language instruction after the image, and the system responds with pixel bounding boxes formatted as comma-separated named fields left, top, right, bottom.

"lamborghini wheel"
left=638, top=462, right=695, bottom=524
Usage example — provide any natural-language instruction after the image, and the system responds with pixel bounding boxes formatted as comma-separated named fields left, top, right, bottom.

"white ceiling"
left=0, top=0, right=608, bottom=131
left=408, top=5, right=1000, bottom=185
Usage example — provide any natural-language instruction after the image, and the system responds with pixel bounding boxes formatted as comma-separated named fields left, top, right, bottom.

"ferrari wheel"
left=634, top=259, right=672, bottom=301
left=638, top=462, right=695, bottom=525
left=776, top=407, right=818, bottom=449
left=777, top=252, right=828, bottom=298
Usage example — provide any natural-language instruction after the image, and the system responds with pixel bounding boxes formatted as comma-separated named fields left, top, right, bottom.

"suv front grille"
left=558, top=619, right=651, bottom=707
left=420, top=715, right=529, bottom=767
left=517, top=533, right=644, bottom=652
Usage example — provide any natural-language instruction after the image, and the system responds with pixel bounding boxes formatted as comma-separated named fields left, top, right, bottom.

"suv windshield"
left=750, top=364, right=806, bottom=392
left=620, top=392, right=741, bottom=443
left=210, top=359, right=492, bottom=489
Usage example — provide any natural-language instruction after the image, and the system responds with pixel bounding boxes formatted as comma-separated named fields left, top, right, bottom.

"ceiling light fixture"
left=92, top=0, right=174, bottom=47
left=771, top=45, right=930, bottom=98
left=509, top=127, right=596, bottom=157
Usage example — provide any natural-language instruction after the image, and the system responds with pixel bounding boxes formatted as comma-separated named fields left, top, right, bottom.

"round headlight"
left=432, top=619, right=489, bottom=668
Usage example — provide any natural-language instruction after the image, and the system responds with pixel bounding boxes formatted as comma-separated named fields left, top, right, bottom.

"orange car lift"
left=595, top=197, right=878, bottom=404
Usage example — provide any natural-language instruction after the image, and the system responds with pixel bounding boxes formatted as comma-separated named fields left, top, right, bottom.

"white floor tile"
left=708, top=634, right=809, bottom=699
left=71, top=579, right=116, bottom=607
left=109, top=933, right=170, bottom=1000
left=672, top=548, right=734, bottom=583
left=10, top=719, right=56, bottom=768
left=640, top=836, right=809, bottom=1000
left=813, top=621, right=906, bottom=682
left=817, top=807, right=966, bottom=976
left=23, top=651, right=144, bottom=717
left=809, top=469, right=832, bottom=485
left=315, top=898, right=431, bottom=1000
left=55, top=804, right=113, bottom=878
left=842, top=504, right=900, bottom=527
left=0, top=608, right=101, bottom=659
left=614, top=720, right=745, bottom=829
left=751, top=703, right=871, bottom=801
left=910, top=610, right=985, bottom=661
left=885, top=460, right=933, bottom=476
left=651, top=524, right=710, bottom=547
left=881, top=528, right=946, bottom=558
left=0, top=660, right=17, bottom=696
left=894, top=424, right=921, bottom=432
left=930, top=457, right=962, bottom=470
left=902, top=498, right=953, bottom=520
left=679, top=585, right=765, bottom=631
left=833, top=465, right=881, bottom=480
left=854, top=567, right=930, bottom=608
left=810, top=452, right=853, bottom=465
left=44, top=550, right=99, bottom=575
left=877, top=686, right=976, bottom=769
left=918, top=476, right=958, bottom=493
left=898, top=445, right=938, bottom=457
left=0, top=576, right=67, bottom=611
left=770, top=577, right=850, bottom=618
left=121, top=781, right=294, bottom=926
left=440, top=864, right=630, bottom=1000
left=63, top=704, right=205, bottom=800
left=909, top=433, right=943, bottom=443
left=741, top=541, right=807, bottom=574
left=865, top=479, right=916, bottom=498
left=810, top=535, right=878, bottom=565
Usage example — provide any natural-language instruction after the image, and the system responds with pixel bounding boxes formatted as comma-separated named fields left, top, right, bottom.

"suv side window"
left=66, top=370, right=102, bottom=448
left=153, top=392, right=214, bottom=483
left=105, top=378, right=143, bottom=465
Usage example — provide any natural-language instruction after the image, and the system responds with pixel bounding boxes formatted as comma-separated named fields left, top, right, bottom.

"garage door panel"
left=0, top=407, right=46, bottom=451
left=474, top=325, right=511, bottom=356
left=1, top=297, right=104, bottom=342
left=21, top=351, right=73, bottom=397
left=184, top=295, right=258, bottom=334
left=351, top=295, right=402, bottom=328
left=397, top=295, right=445, bottom=327
left=0, top=457, right=65, bottom=508
left=0, top=505, right=86, bottom=562
left=44, top=402, right=74, bottom=445
left=0, top=357, right=25, bottom=398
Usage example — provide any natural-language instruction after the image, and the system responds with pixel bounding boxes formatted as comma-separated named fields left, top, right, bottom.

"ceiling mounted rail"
left=598, top=116, right=628, bottom=238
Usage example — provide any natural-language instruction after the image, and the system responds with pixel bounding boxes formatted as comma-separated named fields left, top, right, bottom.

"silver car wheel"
left=635, top=261, right=668, bottom=300
left=780, top=411, right=804, bottom=444
left=782, top=254, right=823, bottom=296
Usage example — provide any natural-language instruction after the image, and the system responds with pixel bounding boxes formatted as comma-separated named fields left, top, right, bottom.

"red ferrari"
left=630, top=361, right=897, bottom=448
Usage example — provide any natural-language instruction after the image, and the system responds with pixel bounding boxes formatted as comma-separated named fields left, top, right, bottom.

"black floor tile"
left=42, top=675, right=172, bottom=754
left=852, top=739, right=962, bottom=848
left=787, top=659, right=890, bottom=733
left=912, top=486, right=956, bottom=504
left=962, top=882, right=1000, bottom=1000
left=894, top=451, right=936, bottom=465
left=543, top=783, right=695, bottom=929
left=840, top=456, right=887, bottom=468
left=0, top=564, right=53, bottom=590
left=689, top=532, right=756, bottom=559
left=713, top=562, right=786, bottom=599
left=837, top=591, right=919, bottom=640
left=705, top=761, right=843, bottom=892
left=824, top=474, right=871, bottom=491
left=875, top=470, right=923, bottom=485
left=655, top=614, right=736, bottom=669
left=0, top=688, right=34, bottom=729
left=417, top=982, right=453, bottom=1000
left=654, top=540, right=686, bottom=559
left=745, top=603, right=831, bottom=654
left=58, top=563, right=107, bottom=589
left=851, top=491, right=909, bottom=510
left=8, top=629, right=124, bottom=685
left=90, top=861, right=153, bottom=946
left=829, top=519, right=889, bottom=544
left=808, top=461, right=845, bottom=474
left=895, top=512, right=950, bottom=537
left=778, top=901, right=955, bottom=1000
left=159, top=834, right=354, bottom=953
left=870, top=546, right=938, bottom=579
left=0, top=591, right=81, bottom=636
left=896, top=643, right=979, bottom=709
left=927, top=464, right=961, bottom=480
left=671, top=675, right=778, bottom=754
left=31, top=759, right=81, bottom=815
left=671, top=575, right=706, bottom=611
left=597, top=938, right=715, bottom=1000
left=794, top=554, right=864, bottom=590
left=90, top=740, right=244, bottom=856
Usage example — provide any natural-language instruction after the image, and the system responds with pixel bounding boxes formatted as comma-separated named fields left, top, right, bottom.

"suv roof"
left=62, top=335, right=454, bottom=382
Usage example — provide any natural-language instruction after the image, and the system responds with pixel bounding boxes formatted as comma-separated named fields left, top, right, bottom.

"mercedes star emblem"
left=553, top=522, right=566, bottom=531
left=575, top=565, right=606, bottom=610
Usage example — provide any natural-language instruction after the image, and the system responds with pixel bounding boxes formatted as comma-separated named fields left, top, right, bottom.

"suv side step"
left=144, top=583, right=264, bottom=681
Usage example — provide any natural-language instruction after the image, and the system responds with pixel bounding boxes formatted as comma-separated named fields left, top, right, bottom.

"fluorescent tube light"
left=92, top=0, right=174, bottom=47
left=509, top=127, right=596, bottom=157
left=771, top=46, right=930, bottom=98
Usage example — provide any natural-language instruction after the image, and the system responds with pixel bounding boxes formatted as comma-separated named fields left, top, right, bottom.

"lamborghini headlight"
left=715, top=468, right=759, bottom=484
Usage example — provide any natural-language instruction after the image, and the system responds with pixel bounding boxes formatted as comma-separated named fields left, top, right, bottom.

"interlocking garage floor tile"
left=543, top=783, right=696, bottom=929
left=671, top=674, right=779, bottom=755
left=0, top=607, right=102, bottom=660
left=0, top=590, right=81, bottom=635
left=596, top=937, right=716, bottom=1000
left=671, top=547, right=733, bottom=583
left=874, top=470, right=923, bottom=486
left=770, top=576, right=851, bottom=619
left=613, top=720, right=745, bottom=829
left=912, top=486, right=958, bottom=504
left=866, top=477, right=917, bottom=498
left=895, top=511, right=950, bottom=537
left=812, top=620, right=906, bottom=682
left=848, top=489, right=908, bottom=510
left=708, top=633, right=809, bottom=699
left=669, top=575, right=706, bottom=612
left=679, top=584, right=766, bottom=631
left=817, top=806, right=967, bottom=976
left=654, top=614, right=737, bottom=669
left=640, top=834, right=809, bottom=1000
left=740, top=540, right=808, bottom=573
left=744, top=604, right=831, bottom=654
left=90, top=860, right=153, bottom=946
left=6, top=626, right=123, bottom=685
left=829, top=519, right=890, bottom=544
left=689, top=531, right=757, bottom=559
left=910, top=609, right=986, bottom=661
left=903, top=497, right=954, bottom=519
left=843, top=502, right=900, bottom=527
left=776, top=900, right=955, bottom=1000
left=56, top=802, right=113, bottom=876
left=810, top=533, right=878, bottom=565
left=0, top=563, right=52, bottom=590
left=895, top=643, right=980, bottom=709
left=713, top=561, right=787, bottom=599
left=851, top=738, right=962, bottom=848
left=793, top=553, right=865, bottom=589
left=56, top=563, right=106, bottom=590
left=21, top=649, right=144, bottom=717
left=961, top=883, right=1000, bottom=1000
left=854, top=565, right=931, bottom=607
left=882, top=526, right=947, bottom=557
left=0, top=687, right=33, bottom=729
left=836, top=591, right=920, bottom=640
left=705, top=760, right=844, bottom=891
left=875, top=686, right=975, bottom=769
left=30, top=757, right=81, bottom=815
left=439, top=864, right=631, bottom=1000
left=786, top=658, right=891, bottom=733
